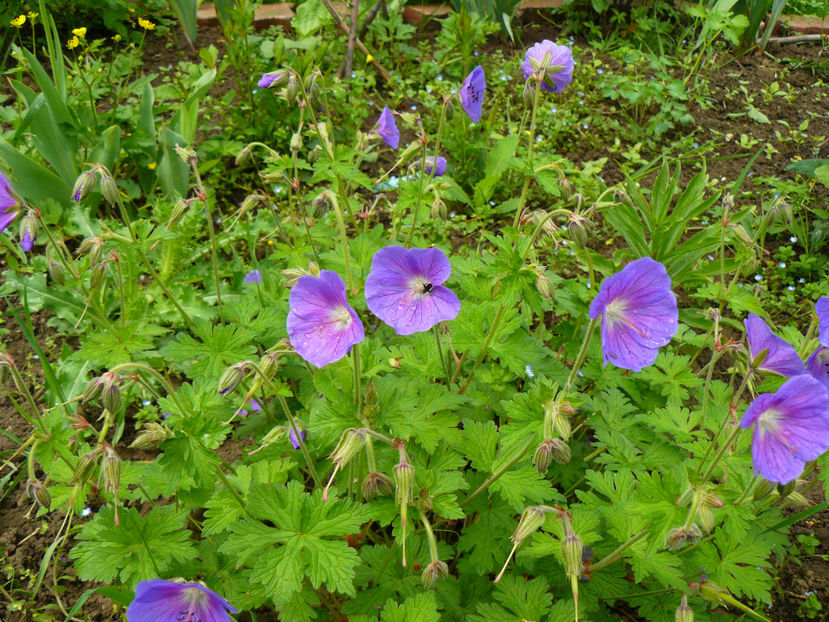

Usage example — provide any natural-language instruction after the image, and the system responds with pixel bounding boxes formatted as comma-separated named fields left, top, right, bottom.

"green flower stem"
left=590, top=527, right=648, bottom=573
left=450, top=351, right=467, bottom=385
left=562, top=317, right=598, bottom=398
left=420, top=509, right=440, bottom=562
left=27, top=440, right=38, bottom=480
left=114, top=258, right=127, bottom=326
left=8, top=365, right=48, bottom=436
left=189, top=160, right=224, bottom=322
left=433, top=325, right=450, bottom=383
left=212, top=463, right=254, bottom=519
left=458, top=303, right=505, bottom=395
left=35, top=215, right=79, bottom=280
left=365, top=435, right=378, bottom=473
left=699, top=348, right=725, bottom=431
left=362, top=429, right=397, bottom=446
left=352, top=345, right=362, bottom=413
left=247, top=362, right=322, bottom=488
left=407, top=102, right=448, bottom=247
left=460, top=434, right=536, bottom=508
left=519, top=208, right=571, bottom=260
left=695, top=368, right=753, bottom=479
left=512, top=82, right=542, bottom=229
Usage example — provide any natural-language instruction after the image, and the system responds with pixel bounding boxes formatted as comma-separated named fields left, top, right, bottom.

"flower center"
left=410, top=276, right=433, bottom=298
left=329, top=306, right=353, bottom=330
left=604, top=298, right=627, bottom=325
left=177, top=587, right=208, bottom=622
left=757, top=408, right=781, bottom=437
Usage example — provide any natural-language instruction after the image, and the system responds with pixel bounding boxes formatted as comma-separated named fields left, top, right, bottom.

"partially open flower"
left=521, top=40, right=574, bottom=93
left=375, top=105, right=399, bottom=150
left=459, top=65, right=485, bottom=123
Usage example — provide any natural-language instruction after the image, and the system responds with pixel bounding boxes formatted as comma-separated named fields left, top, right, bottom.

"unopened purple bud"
left=72, top=169, right=97, bottom=202
left=289, top=424, right=306, bottom=450
left=19, top=211, right=37, bottom=252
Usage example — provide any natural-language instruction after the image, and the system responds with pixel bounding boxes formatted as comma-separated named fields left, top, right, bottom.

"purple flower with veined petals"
left=588, top=257, right=678, bottom=372
left=365, top=246, right=460, bottom=335
left=460, top=65, right=485, bottom=123
left=244, top=269, right=262, bottom=283
left=0, top=171, right=21, bottom=235
left=126, top=579, right=236, bottom=622
left=287, top=270, right=364, bottom=367
left=740, top=374, right=829, bottom=484
left=817, top=297, right=829, bottom=347
left=744, top=313, right=806, bottom=377
left=289, top=424, right=306, bottom=450
left=521, top=40, right=574, bottom=93
left=376, top=105, right=399, bottom=150
left=807, top=347, right=829, bottom=390
left=424, top=156, right=447, bottom=177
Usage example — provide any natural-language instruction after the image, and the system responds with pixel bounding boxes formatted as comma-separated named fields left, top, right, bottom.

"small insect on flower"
left=10, top=15, right=26, bottom=28
left=424, top=156, right=447, bottom=177
left=286, top=270, right=364, bottom=367
left=126, top=579, right=236, bottom=622
left=744, top=313, right=806, bottom=377
left=0, top=171, right=22, bottom=236
left=589, top=257, right=678, bottom=372
left=741, top=374, right=829, bottom=484
left=375, top=105, right=399, bottom=150
left=459, top=65, right=485, bottom=123
left=365, top=246, right=460, bottom=336
left=138, top=17, right=156, bottom=30
left=521, top=40, right=574, bottom=93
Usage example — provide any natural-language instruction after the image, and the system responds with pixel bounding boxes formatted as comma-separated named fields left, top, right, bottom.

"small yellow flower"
left=365, top=54, right=374, bottom=63
left=27, top=11, right=38, bottom=20
left=67, top=36, right=80, bottom=50
left=112, top=34, right=122, bottom=42
left=137, top=17, right=155, bottom=30
left=267, top=240, right=274, bottom=246
left=72, top=27, right=87, bottom=38
left=10, top=15, right=26, bottom=28
left=147, top=161, right=157, bottom=170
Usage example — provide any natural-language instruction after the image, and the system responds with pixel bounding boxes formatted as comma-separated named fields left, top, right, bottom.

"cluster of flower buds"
left=361, top=471, right=394, bottom=501
left=82, top=371, right=123, bottom=413
left=281, top=261, right=320, bottom=287
left=72, top=164, right=121, bottom=207
left=421, top=560, right=449, bottom=590
left=174, top=144, right=198, bottom=166
left=534, top=438, right=571, bottom=472
left=130, top=422, right=173, bottom=449
left=323, top=428, right=368, bottom=501
left=664, top=524, right=703, bottom=551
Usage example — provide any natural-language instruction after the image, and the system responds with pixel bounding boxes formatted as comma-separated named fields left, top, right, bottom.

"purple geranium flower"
left=521, top=40, right=574, bottom=93
left=817, top=297, right=829, bottom=347
left=740, top=374, right=829, bottom=484
left=807, top=347, right=829, bottom=390
left=365, top=246, right=460, bottom=335
left=244, top=269, right=262, bottom=283
left=744, top=313, right=805, bottom=377
left=0, top=171, right=21, bottom=235
left=376, top=105, right=399, bottom=150
left=588, top=257, right=678, bottom=372
left=257, top=71, right=285, bottom=88
left=460, top=65, right=485, bottom=123
left=425, top=156, right=447, bottom=177
left=126, top=579, right=236, bottom=622
left=286, top=270, right=364, bottom=367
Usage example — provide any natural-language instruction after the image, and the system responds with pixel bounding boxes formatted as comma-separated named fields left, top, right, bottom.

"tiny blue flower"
left=82, top=507, right=92, bottom=517
left=582, top=123, right=588, bottom=129
left=410, top=105, right=417, bottom=110
left=436, top=74, right=443, bottom=81
left=551, top=106, right=558, bottom=113
left=754, top=274, right=763, bottom=281
left=787, top=285, right=796, bottom=291
left=778, top=262, right=786, bottom=268
left=525, top=364, right=534, bottom=378
left=597, top=69, right=603, bottom=74
left=799, top=278, right=806, bottom=283
left=142, top=399, right=151, bottom=406
left=245, top=269, right=263, bottom=284
left=579, top=99, right=585, bottom=105
left=790, top=236, right=798, bottom=243
left=707, top=254, right=714, bottom=261
left=693, top=142, right=699, bottom=149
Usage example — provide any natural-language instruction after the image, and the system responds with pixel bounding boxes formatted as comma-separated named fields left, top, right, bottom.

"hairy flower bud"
left=102, top=446, right=121, bottom=493
left=362, top=472, right=394, bottom=500
left=544, top=400, right=572, bottom=440
left=71, top=451, right=98, bottom=485
left=675, top=594, right=694, bottom=622
left=697, top=580, right=729, bottom=606
left=535, top=273, right=553, bottom=300
left=752, top=477, right=775, bottom=501
left=102, top=374, right=121, bottom=413
left=27, top=479, right=51, bottom=509
left=89, top=261, right=108, bottom=291
left=561, top=527, right=584, bottom=580
left=48, top=261, right=65, bottom=286
left=331, top=428, right=367, bottom=470
left=77, top=236, right=104, bottom=266
left=284, top=75, right=299, bottom=103
left=511, top=506, right=547, bottom=548
left=421, top=560, right=449, bottom=589
left=99, top=174, right=120, bottom=206
left=534, top=438, right=570, bottom=473
left=568, top=212, right=590, bottom=249
left=174, top=144, right=197, bottom=164
left=290, top=132, right=303, bottom=152
left=130, top=422, right=171, bottom=449
left=19, top=211, right=38, bottom=251
left=168, top=199, right=189, bottom=229
left=776, top=480, right=796, bottom=499
left=240, top=193, right=265, bottom=215
left=235, top=145, right=253, bottom=166
left=82, top=376, right=105, bottom=403
left=218, top=363, right=246, bottom=395
left=522, top=82, right=536, bottom=107
left=664, top=524, right=703, bottom=551
left=393, top=455, right=415, bottom=506
left=72, top=169, right=97, bottom=202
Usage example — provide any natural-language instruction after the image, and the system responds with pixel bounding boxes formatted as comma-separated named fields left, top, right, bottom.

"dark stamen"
left=422, top=282, right=433, bottom=294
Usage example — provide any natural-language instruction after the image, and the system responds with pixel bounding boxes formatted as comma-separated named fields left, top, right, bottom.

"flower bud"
left=167, top=199, right=189, bottom=229
left=130, top=422, right=171, bottom=449
left=561, top=527, right=584, bottom=580
left=786, top=491, right=809, bottom=506
left=240, top=193, right=265, bottom=215
left=331, top=428, right=367, bottom=469
left=218, top=363, right=246, bottom=395
left=89, top=261, right=108, bottom=291
left=259, top=70, right=289, bottom=89
left=749, top=347, right=769, bottom=370
left=511, top=506, right=547, bottom=548
left=362, top=472, right=394, bottom=500
left=534, top=439, right=570, bottom=473
left=82, top=376, right=105, bottom=403
left=664, top=524, right=703, bottom=551
left=72, top=169, right=97, bottom=202
left=290, top=132, right=303, bottom=152
left=421, top=560, right=448, bottom=589
left=752, top=477, right=775, bottom=501
left=698, top=504, right=714, bottom=533
left=174, top=144, right=197, bottom=164
left=102, top=446, right=121, bottom=493
left=99, top=174, right=120, bottom=206
left=522, top=82, right=536, bottom=107
left=19, top=211, right=38, bottom=251
left=697, top=580, right=729, bottom=606
left=48, top=261, right=65, bottom=285
left=102, top=378, right=121, bottom=414
left=77, top=236, right=104, bottom=266
left=393, top=454, right=415, bottom=506
left=544, top=400, right=572, bottom=440
left=27, top=479, right=51, bottom=509
left=675, top=594, right=694, bottom=622
left=776, top=480, right=796, bottom=499
left=430, top=196, right=446, bottom=220
left=535, top=273, right=553, bottom=300
left=235, top=145, right=253, bottom=166
left=568, top=213, right=590, bottom=249
left=284, top=75, right=299, bottom=103
left=71, top=451, right=98, bottom=485
left=731, top=224, right=753, bottom=250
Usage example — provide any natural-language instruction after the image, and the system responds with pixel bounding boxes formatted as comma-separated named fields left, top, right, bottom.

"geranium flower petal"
left=744, top=313, right=806, bottom=377
left=817, top=297, right=829, bottom=347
